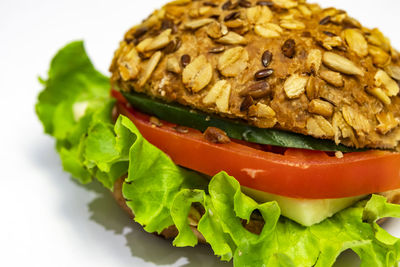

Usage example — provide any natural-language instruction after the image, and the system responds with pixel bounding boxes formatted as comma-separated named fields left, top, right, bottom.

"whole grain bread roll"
left=110, top=0, right=400, bottom=151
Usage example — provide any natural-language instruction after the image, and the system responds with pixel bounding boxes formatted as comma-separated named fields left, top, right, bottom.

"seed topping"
left=133, top=27, right=148, bottom=39
left=181, top=54, right=191, bottom=68
left=240, top=95, right=255, bottom=111
left=240, top=81, right=271, bottom=98
left=112, top=0, right=400, bottom=151
left=256, top=1, right=273, bottom=6
left=224, top=11, right=241, bottom=22
left=218, top=47, right=249, bottom=77
left=204, top=127, right=231, bottom=144
left=203, top=1, right=218, bottom=7
left=284, top=74, right=308, bottom=99
left=322, top=52, right=364, bottom=76
left=319, top=16, right=331, bottom=25
left=255, top=68, right=274, bottom=80
left=282, top=39, right=296, bottom=58
left=203, top=80, right=232, bottom=112
left=261, top=50, right=273, bottom=67
left=239, top=0, right=252, bottom=8
left=182, top=55, right=213, bottom=93
left=209, top=46, right=225, bottom=53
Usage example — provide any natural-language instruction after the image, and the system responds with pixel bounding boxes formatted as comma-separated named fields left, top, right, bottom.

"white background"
left=1, top=0, right=400, bottom=266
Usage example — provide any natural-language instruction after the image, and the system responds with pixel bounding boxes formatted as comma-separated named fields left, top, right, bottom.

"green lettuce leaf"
left=36, top=41, right=400, bottom=267
left=35, top=41, right=128, bottom=188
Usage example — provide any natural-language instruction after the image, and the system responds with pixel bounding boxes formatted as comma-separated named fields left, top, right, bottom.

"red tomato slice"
left=115, top=95, right=400, bottom=199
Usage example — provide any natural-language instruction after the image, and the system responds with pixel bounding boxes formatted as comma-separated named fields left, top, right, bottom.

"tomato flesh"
left=114, top=93, right=400, bottom=199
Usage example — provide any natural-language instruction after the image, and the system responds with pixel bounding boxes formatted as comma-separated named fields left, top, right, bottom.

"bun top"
left=110, top=0, right=400, bottom=150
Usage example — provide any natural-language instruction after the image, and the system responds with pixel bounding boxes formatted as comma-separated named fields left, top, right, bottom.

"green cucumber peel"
left=37, top=41, right=400, bottom=267
left=122, top=91, right=363, bottom=152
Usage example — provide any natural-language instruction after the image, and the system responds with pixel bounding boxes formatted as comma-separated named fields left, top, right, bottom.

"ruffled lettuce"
left=36, top=41, right=400, bottom=267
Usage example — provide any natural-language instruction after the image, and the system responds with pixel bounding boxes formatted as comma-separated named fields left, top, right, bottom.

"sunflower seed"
left=240, top=95, right=254, bottom=111
left=138, top=51, right=162, bottom=87
left=204, top=127, right=231, bottom=144
left=308, top=99, right=333, bottom=117
left=167, top=0, right=191, bottom=5
left=149, top=116, right=163, bottom=127
left=272, top=0, right=298, bottom=8
left=322, top=52, right=364, bottom=76
left=137, top=29, right=172, bottom=52
left=184, top=18, right=214, bottom=30
left=367, top=87, right=391, bottom=105
left=174, top=126, right=189, bottom=134
left=319, top=70, right=344, bottom=87
left=305, top=76, right=318, bottom=100
left=240, top=81, right=271, bottom=99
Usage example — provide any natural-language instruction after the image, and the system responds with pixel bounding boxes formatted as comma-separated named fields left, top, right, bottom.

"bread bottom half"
left=112, top=178, right=400, bottom=242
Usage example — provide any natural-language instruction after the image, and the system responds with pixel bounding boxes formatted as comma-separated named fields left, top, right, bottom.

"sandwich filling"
left=114, top=90, right=400, bottom=225
left=106, top=0, right=400, bottom=228
left=37, top=41, right=400, bottom=267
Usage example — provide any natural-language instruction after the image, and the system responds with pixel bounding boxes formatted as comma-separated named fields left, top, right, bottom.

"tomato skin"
left=116, top=99, right=400, bottom=199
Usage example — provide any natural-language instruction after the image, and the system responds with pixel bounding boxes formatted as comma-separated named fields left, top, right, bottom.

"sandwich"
left=36, top=0, right=400, bottom=265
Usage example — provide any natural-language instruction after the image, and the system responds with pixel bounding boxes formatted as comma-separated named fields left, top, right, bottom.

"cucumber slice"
left=242, top=186, right=366, bottom=226
left=123, top=91, right=362, bottom=152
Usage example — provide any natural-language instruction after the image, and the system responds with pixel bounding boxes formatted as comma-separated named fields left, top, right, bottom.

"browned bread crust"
left=110, top=0, right=400, bottom=150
